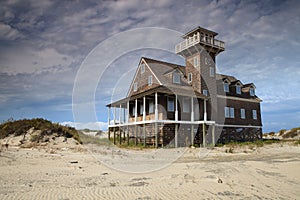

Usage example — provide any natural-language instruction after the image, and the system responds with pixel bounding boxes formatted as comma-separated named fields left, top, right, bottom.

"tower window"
left=193, top=57, right=199, bottom=67
left=148, top=75, right=153, bottom=86
left=252, top=110, right=257, bottom=120
left=203, top=89, right=208, bottom=96
left=188, top=73, right=192, bottom=83
left=173, top=73, right=181, bottom=84
left=210, top=67, right=215, bottom=77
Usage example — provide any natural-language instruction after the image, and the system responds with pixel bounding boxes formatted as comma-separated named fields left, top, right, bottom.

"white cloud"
left=0, top=46, right=74, bottom=75
left=0, top=22, right=23, bottom=40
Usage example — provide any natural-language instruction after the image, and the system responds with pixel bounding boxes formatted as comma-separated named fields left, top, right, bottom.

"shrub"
left=0, top=118, right=82, bottom=143
left=279, top=129, right=286, bottom=136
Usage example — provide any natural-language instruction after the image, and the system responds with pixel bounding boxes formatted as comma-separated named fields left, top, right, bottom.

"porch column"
left=113, top=106, right=116, bottom=125
left=113, top=106, right=116, bottom=144
left=143, top=96, right=146, bottom=147
left=212, top=124, right=215, bottom=146
left=155, top=92, right=158, bottom=148
left=108, top=107, right=111, bottom=140
left=204, top=100, right=207, bottom=122
left=126, top=101, right=129, bottom=145
left=113, top=127, right=116, bottom=145
left=175, top=124, right=178, bottom=148
left=175, top=94, right=178, bottom=121
left=135, top=99, right=138, bottom=122
left=119, top=104, right=122, bottom=144
left=135, top=99, right=138, bottom=145
left=202, top=124, right=206, bottom=147
left=191, top=97, right=194, bottom=146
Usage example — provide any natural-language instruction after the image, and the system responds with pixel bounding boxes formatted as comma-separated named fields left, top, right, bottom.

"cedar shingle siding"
left=107, top=26, right=262, bottom=147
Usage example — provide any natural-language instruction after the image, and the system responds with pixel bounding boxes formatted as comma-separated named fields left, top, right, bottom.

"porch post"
left=212, top=124, right=215, bottom=146
left=113, top=106, right=116, bottom=144
left=113, top=127, right=116, bottom=145
left=202, top=124, right=206, bottom=147
left=113, top=106, right=116, bottom=125
left=204, top=99, right=207, bottom=122
left=191, top=97, right=194, bottom=146
left=119, top=104, right=122, bottom=144
left=126, top=101, right=129, bottom=123
left=135, top=99, right=138, bottom=122
left=108, top=107, right=111, bottom=140
left=155, top=92, right=158, bottom=148
left=175, top=124, right=178, bottom=148
left=175, top=94, right=178, bottom=121
left=135, top=99, right=138, bottom=145
left=126, top=101, right=129, bottom=145
left=143, top=96, right=146, bottom=147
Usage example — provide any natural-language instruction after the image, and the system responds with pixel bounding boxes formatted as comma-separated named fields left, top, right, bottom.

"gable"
left=127, top=58, right=161, bottom=97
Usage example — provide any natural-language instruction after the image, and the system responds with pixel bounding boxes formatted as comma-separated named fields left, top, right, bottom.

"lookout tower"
left=175, top=26, right=225, bottom=96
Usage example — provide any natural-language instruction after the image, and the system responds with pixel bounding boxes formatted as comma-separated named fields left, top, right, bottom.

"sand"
left=0, top=142, right=299, bottom=199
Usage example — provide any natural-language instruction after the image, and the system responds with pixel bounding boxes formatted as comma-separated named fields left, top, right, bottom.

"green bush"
left=0, top=118, right=82, bottom=144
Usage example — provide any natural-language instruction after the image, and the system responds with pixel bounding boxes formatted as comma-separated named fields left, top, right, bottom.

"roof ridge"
left=142, top=57, right=185, bottom=68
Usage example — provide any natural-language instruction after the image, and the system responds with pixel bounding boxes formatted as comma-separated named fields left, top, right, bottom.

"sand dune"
left=0, top=142, right=299, bottom=199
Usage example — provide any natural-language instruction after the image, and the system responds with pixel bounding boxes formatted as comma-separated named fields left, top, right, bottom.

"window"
left=225, top=107, right=235, bottom=118
left=183, top=98, right=190, bottom=113
left=224, top=82, right=229, bottom=92
left=188, top=73, right=192, bottom=83
left=132, top=105, right=136, bottom=117
left=240, top=108, right=245, bottom=119
left=193, top=56, right=199, bottom=67
left=167, top=97, right=174, bottom=112
left=203, top=89, right=208, bottom=96
left=225, top=107, right=229, bottom=118
left=250, top=88, right=255, bottom=96
left=230, top=107, right=235, bottom=118
left=140, top=104, right=143, bottom=115
left=148, top=75, right=153, bottom=86
left=210, top=67, right=214, bottom=77
left=252, top=110, right=257, bottom=120
left=149, top=100, right=154, bottom=113
left=141, top=63, right=145, bottom=74
left=133, top=82, right=137, bottom=92
left=236, top=85, right=241, bottom=94
left=173, top=73, right=181, bottom=84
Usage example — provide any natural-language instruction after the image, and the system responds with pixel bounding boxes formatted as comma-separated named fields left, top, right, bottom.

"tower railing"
left=175, top=34, right=225, bottom=54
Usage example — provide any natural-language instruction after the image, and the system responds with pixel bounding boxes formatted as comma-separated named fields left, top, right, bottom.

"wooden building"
left=107, top=26, right=262, bottom=147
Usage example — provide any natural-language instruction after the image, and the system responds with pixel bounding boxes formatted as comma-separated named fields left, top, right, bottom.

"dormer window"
left=173, top=72, right=181, bottom=84
left=236, top=85, right=241, bottom=94
left=141, top=63, right=145, bottom=74
left=223, top=82, right=229, bottom=92
left=250, top=87, right=255, bottom=96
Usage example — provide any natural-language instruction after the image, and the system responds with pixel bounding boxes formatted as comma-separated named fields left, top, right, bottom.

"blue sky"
left=0, top=0, right=299, bottom=132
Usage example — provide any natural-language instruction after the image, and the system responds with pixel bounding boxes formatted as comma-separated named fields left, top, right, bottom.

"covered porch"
left=106, top=86, right=217, bottom=148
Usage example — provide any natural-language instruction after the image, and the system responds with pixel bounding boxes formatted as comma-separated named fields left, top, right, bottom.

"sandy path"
left=0, top=144, right=299, bottom=199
